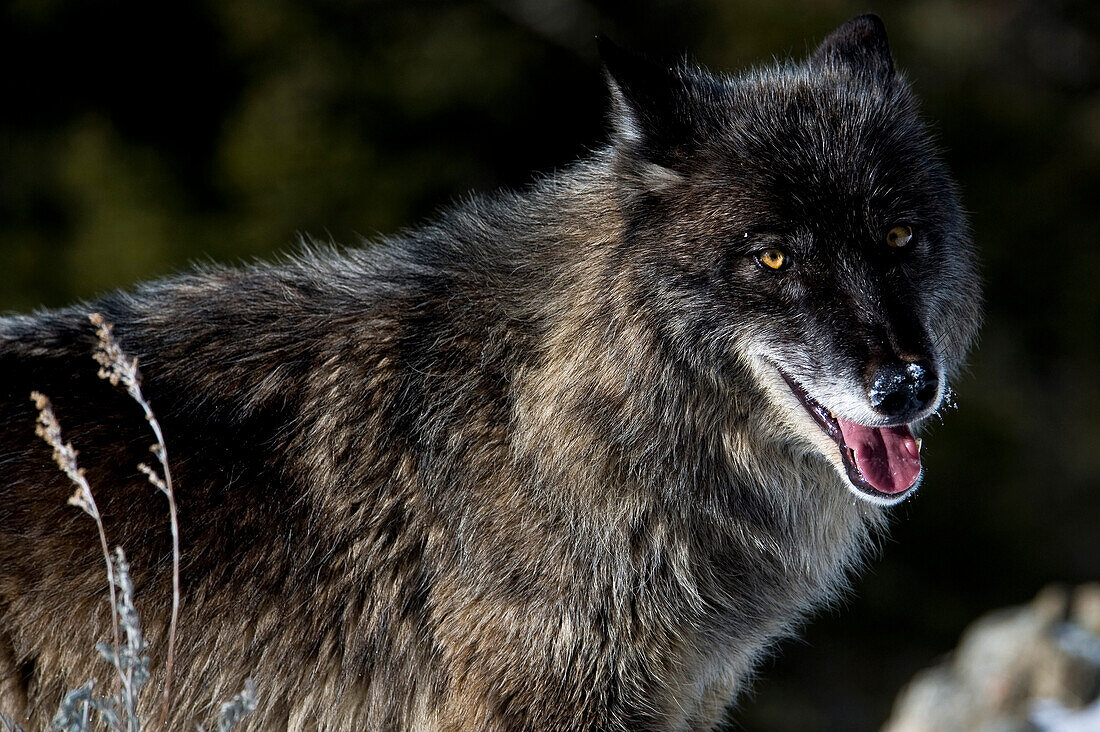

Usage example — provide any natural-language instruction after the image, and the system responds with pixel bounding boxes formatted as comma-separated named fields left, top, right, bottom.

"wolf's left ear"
left=811, top=14, right=895, bottom=84
left=598, top=36, right=696, bottom=177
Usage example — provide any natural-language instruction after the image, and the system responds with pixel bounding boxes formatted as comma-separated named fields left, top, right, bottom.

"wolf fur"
left=0, top=15, right=980, bottom=731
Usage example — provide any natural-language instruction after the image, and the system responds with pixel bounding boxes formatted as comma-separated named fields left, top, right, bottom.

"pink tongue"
left=835, top=419, right=922, bottom=494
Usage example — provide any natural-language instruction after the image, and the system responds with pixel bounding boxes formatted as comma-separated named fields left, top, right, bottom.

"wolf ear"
left=811, top=14, right=895, bottom=84
left=598, top=36, right=695, bottom=178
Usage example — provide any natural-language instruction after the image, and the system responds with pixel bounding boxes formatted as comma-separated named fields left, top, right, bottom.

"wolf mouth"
left=777, top=371, right=922, bottom=500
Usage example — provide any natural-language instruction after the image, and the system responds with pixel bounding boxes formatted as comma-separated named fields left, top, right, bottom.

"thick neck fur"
left=508, top=151, right=882, bottom=593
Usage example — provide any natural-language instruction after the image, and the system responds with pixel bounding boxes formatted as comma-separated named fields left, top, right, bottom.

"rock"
left=883, top=585, right=1100, bottom=732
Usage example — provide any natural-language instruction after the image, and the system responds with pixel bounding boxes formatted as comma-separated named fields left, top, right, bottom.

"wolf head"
left=599, top=16, right=982, bottom=506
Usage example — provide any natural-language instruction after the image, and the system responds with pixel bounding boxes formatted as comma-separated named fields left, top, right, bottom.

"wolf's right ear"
left=598, top=36, right=695, bottom=180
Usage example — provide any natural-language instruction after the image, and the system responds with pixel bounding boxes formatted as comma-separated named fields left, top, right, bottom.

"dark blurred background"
left=1, top=0, right=1097, bottom=729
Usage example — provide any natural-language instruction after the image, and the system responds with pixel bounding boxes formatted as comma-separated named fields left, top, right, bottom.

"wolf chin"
left=0, top=15, right=980, bottom=731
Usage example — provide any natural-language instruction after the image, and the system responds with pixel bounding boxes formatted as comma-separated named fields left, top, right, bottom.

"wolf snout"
left=867, top=358, right=940, bottom=422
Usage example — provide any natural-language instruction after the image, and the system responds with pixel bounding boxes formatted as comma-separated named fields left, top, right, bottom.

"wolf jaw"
left=750, top=357, right=931, bottom=506
left=777, top=370, right=924, bottom=505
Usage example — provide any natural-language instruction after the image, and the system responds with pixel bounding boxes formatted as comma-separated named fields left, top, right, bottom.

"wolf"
left=0, top=14, right=980, bottom=731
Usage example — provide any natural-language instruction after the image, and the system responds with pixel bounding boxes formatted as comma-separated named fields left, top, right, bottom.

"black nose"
left=868, top=359, right=940, bottom=421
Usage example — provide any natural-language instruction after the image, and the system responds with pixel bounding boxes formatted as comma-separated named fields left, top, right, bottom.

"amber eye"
left=757, top=248, right=789, bottom=271
left=886, top=225, right=913, bottom=248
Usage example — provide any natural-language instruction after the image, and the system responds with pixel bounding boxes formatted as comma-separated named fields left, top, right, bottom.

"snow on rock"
left=883, top=584, right=1100, bottom=732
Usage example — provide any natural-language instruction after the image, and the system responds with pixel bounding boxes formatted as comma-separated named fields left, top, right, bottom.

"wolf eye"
left=757, top=248, right=790, bottom=271
left=886, top=225, right=913, bottom=248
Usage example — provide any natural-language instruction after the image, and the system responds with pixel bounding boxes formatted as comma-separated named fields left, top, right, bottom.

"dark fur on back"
left=0, top=17, right=980, bottom=731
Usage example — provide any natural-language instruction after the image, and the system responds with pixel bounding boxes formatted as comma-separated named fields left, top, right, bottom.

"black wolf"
left=0, top=15, right=980, bottom=731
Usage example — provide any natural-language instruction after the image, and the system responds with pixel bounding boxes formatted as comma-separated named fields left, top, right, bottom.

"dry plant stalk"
left=30, top=392, right=122, bottom=675
left=31, top=395, right=147, bottom=731
left=88, top=314, right=181, bottom=732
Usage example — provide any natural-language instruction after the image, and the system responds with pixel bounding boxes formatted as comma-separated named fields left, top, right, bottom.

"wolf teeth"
left=916, top=437, right=923, bottom=452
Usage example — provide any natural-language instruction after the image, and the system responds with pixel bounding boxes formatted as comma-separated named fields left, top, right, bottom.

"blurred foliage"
left=1, top=0, right=1097, bottom=730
